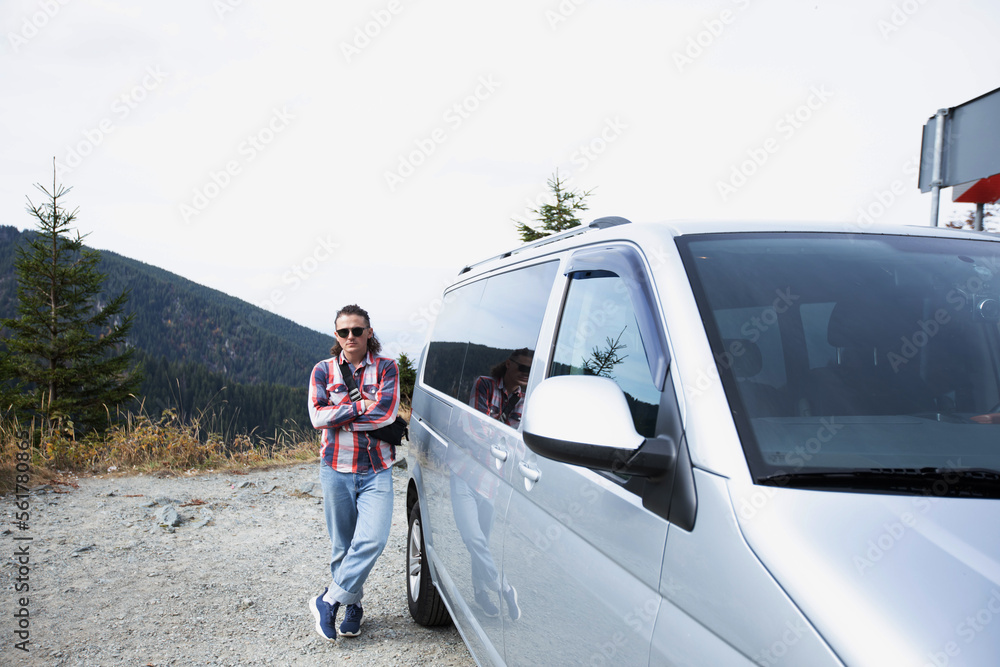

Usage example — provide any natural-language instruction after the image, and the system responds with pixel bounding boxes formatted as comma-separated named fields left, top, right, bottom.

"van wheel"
left=407, top=502, right=451, bottom=626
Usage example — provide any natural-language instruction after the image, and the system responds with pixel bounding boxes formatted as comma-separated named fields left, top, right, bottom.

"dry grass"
left=0, top=409, right=319, bottom=495
left=0, top=404, right=413, bottom=494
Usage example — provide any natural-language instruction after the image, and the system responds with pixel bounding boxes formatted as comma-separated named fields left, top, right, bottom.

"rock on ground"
left=0, top=454, right=474, bottom=666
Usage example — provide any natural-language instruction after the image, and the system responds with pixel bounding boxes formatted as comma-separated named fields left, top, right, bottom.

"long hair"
left=330, top=304, right=383, bottom=356
left=490, top=348, right=534, bottom=380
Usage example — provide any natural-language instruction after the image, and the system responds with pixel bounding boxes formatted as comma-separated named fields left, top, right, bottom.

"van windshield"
left=678, top=232, right=1000, bottom=493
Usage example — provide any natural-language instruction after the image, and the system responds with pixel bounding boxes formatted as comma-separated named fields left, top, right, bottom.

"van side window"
left=423, top=261, right=558, bottom=406
left=550, top=271, right=661, bottom=437
left=423, top=280, right=486, bottom=399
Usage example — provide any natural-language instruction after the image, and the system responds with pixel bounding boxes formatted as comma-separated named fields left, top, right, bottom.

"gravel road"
left=0, top=449, right=475, bottom=666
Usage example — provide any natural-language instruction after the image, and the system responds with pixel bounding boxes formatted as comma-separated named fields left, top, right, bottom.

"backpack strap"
left=338, top=361, right=364, bottom=402
left=500, top=389, right=521, bottom=424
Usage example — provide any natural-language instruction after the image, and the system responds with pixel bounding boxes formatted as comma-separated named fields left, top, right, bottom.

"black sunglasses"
left=336, top=327, right=368, bottom=338
left=510, top=361, right=531, bottom=373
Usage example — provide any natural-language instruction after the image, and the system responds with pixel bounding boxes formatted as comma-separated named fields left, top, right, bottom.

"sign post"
left=927, top=108, right=948, bottom=227
left=919, top=86, right=1000, bottom=227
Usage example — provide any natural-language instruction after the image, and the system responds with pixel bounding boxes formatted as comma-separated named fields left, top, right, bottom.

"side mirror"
left=522, top=375, right=676, bottom=478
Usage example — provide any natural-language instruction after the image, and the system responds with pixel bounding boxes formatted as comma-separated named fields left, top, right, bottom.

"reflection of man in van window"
left=447, top=348, right=532, bottom=620
left=470, top=348, right=533, bottom=427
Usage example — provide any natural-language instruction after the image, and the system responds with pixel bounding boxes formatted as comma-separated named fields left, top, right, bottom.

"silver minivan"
left=404, top=218, right=1000, bottom=666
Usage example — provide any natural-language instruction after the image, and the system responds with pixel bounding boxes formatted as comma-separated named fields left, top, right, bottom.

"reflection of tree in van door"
left=583, top=327, right=628, bottom=379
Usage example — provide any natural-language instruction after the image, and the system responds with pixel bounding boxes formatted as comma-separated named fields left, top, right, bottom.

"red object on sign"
left=953, top=173, right=1000, bottom=204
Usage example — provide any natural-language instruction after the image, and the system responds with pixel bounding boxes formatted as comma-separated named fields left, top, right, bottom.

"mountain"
left=97, top=248, right=334, bottom=387
left=0, top=225, right=334, bottom=438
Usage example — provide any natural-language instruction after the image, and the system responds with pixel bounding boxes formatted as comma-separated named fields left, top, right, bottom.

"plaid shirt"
left=470, top=375, right=523, bottom=427
left=308, top=351, right=399, bottom=473
left=449, top=376, right=524, bottom=499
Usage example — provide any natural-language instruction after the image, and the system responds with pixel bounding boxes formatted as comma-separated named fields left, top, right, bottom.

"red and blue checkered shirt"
left=448, top=376, right=525, bottom=500
left=308, top=351, right=400, bottom=473
left=469, top=375, right=523, bottom=427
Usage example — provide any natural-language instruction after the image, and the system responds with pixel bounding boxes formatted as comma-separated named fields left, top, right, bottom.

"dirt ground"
left=0, top=453, right=475, bottom=666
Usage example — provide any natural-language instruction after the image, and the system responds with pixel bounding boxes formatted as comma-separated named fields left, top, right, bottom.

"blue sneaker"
left=339, top=603, right=364, bottom=637
left=310, top=588, right=339, bottom=641
left=502, top=583, right=521, bottom=621
left=475, top=589, right=499, bottom=617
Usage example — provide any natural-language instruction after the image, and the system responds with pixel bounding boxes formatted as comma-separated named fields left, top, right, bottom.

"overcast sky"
left=2, top=0, right=997, bottom=360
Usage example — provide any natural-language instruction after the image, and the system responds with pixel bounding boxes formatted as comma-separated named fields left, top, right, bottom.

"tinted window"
left=679, top=232, right=1000, bottom=483
left=801, top=302, right=837, bottom=369
left=423, top=262, right=557, bottom=405
left=422, top=280, right=485, bottom=399
left=550, top=271, right=661, bottom=437
left=713, top=305, right=787, bottom=387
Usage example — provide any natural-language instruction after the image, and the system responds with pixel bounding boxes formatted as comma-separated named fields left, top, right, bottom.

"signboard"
left=919, top=86, right=1000, bottom=192
left=953, top=174, right=1000, bottom=204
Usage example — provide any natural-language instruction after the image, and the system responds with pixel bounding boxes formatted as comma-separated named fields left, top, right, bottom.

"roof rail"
left=458, top=216, right=632, bottom=275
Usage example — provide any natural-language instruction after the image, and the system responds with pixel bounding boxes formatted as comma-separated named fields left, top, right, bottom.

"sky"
left=2, top=0, right=998, bottom=362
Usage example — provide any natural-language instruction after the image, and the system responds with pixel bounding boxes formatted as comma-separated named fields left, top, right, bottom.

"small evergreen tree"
left=583, top=328, right=628, bottom=380
left=2, top=168, right=142, bottom=435
left=0, top=345, right=26, bottom=419
left=397, top=352, right=416, bottom=406
left=515, top=170, right=594, bottom=242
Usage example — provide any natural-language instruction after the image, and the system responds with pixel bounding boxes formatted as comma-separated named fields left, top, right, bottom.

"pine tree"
left=0, top=346, right=26, bottom=418
left=515, top=170, right=594, bottom=242
left=583, top=327, right=628, bottom=379
left=397, top=352, right=416, bottom=406
left=2, top=169, right=142, bottom=435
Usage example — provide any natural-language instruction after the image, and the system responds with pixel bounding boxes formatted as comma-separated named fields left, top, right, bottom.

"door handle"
left=490, top=444, right=508, bottom=462
left=517, top=461, right=541, bottom=490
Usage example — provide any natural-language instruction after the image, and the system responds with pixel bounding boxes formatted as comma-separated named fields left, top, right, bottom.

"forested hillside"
left=97, top=248, right=333, bottom=387
left=0, top=225, right=333, bottom=439
left=135, top=350, right=309, bottom=439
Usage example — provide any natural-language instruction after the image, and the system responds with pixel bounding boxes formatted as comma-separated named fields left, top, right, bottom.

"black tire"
left=406, top=501, right=451, bottom=626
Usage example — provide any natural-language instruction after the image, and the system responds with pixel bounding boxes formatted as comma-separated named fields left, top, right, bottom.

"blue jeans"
left=450, top=473, right=500, bottom=593
left=319, top=464, right=394, bottom=606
